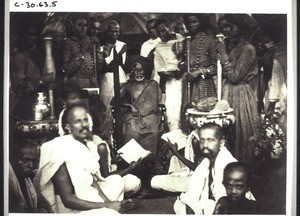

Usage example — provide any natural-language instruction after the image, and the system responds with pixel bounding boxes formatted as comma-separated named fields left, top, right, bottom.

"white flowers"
left=270, top=140, right=283, bottom=159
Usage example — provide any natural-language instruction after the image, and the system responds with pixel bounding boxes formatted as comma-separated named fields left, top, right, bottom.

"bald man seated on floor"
left=34, top=104, right=134, bottom=214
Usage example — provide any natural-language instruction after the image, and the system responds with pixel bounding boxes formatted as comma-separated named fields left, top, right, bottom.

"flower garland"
left=254, top=108, right=286, bottom=163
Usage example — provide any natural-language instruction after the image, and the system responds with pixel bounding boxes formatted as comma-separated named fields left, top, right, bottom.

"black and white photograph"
left=4, top=0, right=296, bottom=215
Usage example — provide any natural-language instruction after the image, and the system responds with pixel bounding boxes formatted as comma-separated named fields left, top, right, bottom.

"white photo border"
left=4, top=0, right=297, bottom=215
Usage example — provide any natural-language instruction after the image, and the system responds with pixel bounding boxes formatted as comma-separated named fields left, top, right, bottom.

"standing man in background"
left=140, top=18, right=161, bottom=79
left=181, top=14, right=217, bottom=104
left=153, top=18, right=185, bottom=132
left=100, top=20, right=128, bottom=109
left=63, top=13, right=102, bottom=89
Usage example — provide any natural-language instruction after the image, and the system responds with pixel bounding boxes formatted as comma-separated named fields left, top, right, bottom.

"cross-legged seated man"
left=173, top=123, right=255, bottom=215
left=34, top=104, right=134, bottom=213
left=150, top=129, right=200, bottom=193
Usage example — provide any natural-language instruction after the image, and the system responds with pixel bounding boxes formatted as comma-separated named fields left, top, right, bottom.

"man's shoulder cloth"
left=118, top=43, right=128, bottom=56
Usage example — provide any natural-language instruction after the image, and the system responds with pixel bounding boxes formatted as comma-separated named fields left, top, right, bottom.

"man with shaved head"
left=34, top=104, right=134, bottom=213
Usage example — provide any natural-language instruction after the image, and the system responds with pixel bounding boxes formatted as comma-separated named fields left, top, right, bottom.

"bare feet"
left=120, top=199, right=134, bottom=213
left=106, top=201, right=122, bottom=212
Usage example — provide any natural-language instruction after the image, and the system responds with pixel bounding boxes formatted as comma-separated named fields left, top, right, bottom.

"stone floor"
left=131, top=196, right=177, bottom=214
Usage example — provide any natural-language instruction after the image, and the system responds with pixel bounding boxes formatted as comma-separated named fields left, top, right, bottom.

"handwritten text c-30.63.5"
left=14, top=1, right=58, bottom=8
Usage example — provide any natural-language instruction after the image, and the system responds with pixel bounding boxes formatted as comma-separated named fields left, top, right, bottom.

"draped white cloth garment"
left=34, top=134, right=124, bottom=213
left=174, top=146, right=255, bottom=215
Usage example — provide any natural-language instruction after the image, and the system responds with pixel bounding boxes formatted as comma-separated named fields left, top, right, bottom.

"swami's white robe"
left=34, top=134, right=124, bottom=213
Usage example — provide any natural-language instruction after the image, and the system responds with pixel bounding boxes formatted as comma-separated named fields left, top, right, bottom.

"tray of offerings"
left=186, top=108, right=234, bottom=117
left=186, top=97, right=235, bottom=128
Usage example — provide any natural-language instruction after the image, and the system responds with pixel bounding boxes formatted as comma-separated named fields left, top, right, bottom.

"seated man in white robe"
left=173, top=123, right=255, bottom=215
left=57, top=90, right=141, bottom=196
left=34, top=104, right=134, bottom=213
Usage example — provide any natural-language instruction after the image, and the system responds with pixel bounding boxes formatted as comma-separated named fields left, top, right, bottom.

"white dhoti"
left=165, top=78, right=183, bottom=131
left=151, top=130, right=197, bottom=193
left=123, top=174, right=141, bottom=194
left=95, top=136, right=141, bottom=195
left=100, top=72, right=128, bottom=109
left=151, top=175, right=191, bottom=193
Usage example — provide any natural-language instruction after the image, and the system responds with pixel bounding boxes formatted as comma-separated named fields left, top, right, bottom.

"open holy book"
left=161, top=129, right=188, bottom=150
left=117, top=139, right=151, bottom=163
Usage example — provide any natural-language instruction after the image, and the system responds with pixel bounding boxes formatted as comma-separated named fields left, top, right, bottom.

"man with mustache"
left=173, top=122, right=255, bottom=215
left=34, top=104, right=134, bottom=213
